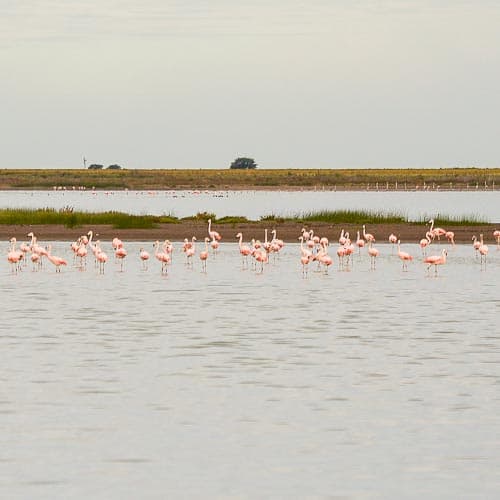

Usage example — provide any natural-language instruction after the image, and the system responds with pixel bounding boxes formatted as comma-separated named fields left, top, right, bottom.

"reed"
left=285, top=210, right=408, bottom=224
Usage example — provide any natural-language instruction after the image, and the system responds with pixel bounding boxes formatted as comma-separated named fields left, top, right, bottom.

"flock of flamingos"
left=6, top=219, right=500, bottom=276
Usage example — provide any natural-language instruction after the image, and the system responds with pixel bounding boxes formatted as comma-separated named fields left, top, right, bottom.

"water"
left=1, top=189, right=498, bottom=221
left=1, top=242, right=499, bottom=498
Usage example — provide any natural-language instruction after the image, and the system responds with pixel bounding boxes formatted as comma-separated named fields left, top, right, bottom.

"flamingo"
left=355, top=230, right=365, bottom=253
left=236, top=232, right=252, bottom=268
left=115, top=245, right=127, bottom=271
left=368, top=240, right=379, bottom=270
left=419, top=232, right=432, bottom=256
left=316, top=242, right=333, bottom=274
left=472, top=235, right=481, bottom=257
left=397, top=240, right=413, bottom=271
left=46, top=245, right=67, bottom=272
left=207, top=219, right=221, bottom=241
left=493, top=229, right=500, bottom=250
left=254, top=248, right=268, bottom=273
left=95, top=242, right=108, bottom=274
left=428, top=219, right=446, bottom=243
left=7, top=237, right=23, bottom=273
left=478, top=234, right=488, bottom=266
left=388, top=233, right=397, bottom=254
left=139, top=248, right=150, bottom=270
left=363, top=225, right=375, bottom=243
left=154, top=241, right=170, bottom=274
left=424, top=248, right=447, bottom=275
left=199, top=237, right=209, bottom=272
left=185, top=236, right=196, bottom=266
left=210, top=236, right=219, bottom=254
left=445, top=230, right=455, bottom=246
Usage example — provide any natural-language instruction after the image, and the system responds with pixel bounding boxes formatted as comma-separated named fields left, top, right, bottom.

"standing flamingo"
left=185, top=236, right=196, bottom=266
left=355, top=230, right=365, bottom=254
left=95, top=242, right=108, bottom=274
left=115, top=244, right=127, bottom=271
left=363, top=225, right=375, bottom=244
left=493, top=229, right=500, bottom=250
left=207, top=219, right=221, bottom=241
left=154, top=241, right=170, bottom=274
left=236, top=232, right=252, bottom=268
left=46, top=245, right=68, bottom=272
left=397, top=240, right=413, bottom=271
left=424, top=248, right=447, bottom=275
left=478, top=234, right=488, bottom=266
left=368, top=240, right=379, bottom=270
left=445, top=230, right=455, bottom=246
left=419, top=232, right=432, bottom=256
left=199, top=237, right=209, bottom=272
left=7, top=238, right=23, bottom=273
left=472, top=235, right=481, bottom=258
left=139, top=248, right=150, bottom=270
left=388, top=233, right=398, bottom=254
left=428, top=219, right=447, bottom=243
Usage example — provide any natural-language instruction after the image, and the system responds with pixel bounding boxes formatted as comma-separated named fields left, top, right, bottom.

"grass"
left=0, top=208, right=490, bottom=228
left=0, top=168, right=498, bottom=190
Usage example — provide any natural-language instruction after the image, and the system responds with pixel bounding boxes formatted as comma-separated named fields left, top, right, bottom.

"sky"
left=1, top=1, right=500, bottom=169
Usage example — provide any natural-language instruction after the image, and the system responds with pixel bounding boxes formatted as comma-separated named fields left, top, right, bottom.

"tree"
left=107, top=164, right=122, bottom=170
left=230, top=157, right=257, bottom=169
left=88, top=164, right=103, bottom=170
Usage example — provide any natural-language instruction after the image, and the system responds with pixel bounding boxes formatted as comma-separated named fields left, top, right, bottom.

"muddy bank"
left=2, top=222, right=498, bottom=244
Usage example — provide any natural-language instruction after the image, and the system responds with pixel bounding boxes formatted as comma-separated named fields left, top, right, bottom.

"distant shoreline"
left=0, top=168, right=498, bottom=191
left=2, top=222, right=498, bottom=244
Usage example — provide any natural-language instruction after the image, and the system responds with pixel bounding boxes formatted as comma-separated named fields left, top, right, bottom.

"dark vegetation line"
left=0, top=168, right=498, bottom=190
left=0, top=209, right=490, bottom=229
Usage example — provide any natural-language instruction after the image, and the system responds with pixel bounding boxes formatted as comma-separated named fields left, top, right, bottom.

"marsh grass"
left=0, top=168, right=498, bottom=190
left=0, top=208, right=170, bottom=229
left=0, top=208, right=489, bottom=227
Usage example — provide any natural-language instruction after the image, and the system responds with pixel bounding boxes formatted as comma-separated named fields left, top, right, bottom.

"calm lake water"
left=1, top=189, right=499, bottom=221
left=1, top=241, right=499, bottom=498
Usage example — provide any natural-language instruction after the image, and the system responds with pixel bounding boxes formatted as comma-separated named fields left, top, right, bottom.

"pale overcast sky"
left=1, top=1, right=499, bottom=169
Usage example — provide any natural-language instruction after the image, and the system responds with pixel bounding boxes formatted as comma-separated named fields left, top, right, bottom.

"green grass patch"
left=288, top=209, right=408, bottom=224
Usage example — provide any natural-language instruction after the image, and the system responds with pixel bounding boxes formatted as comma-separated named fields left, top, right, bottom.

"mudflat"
left=2, top=222, right=498, bottom=244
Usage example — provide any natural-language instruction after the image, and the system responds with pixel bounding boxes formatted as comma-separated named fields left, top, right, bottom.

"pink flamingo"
left=207, top=219, right=221, bottom=241
left=424, top=248, right=447, bottom=275
left=154, top=241, right=170, bottom=274
left=185, top=236, right=196, bottom=266
left=139, top=247, right=150, bottom=270
left=419, top=232, right=432, bottom=256
left=46, top=245, right=67, bottom=272
left=338, top=229, right=347, bottom=246
left=7, top=237, right=23, bottom=273
left=115, top=245, right=127, bottom=271
left=363, top=225, right=375, bottom=243
left=19, top=240, right=30, bottom=266
left=31, top=251, right=41, bottom=272
left=388, top=233, right=397, bottom=254
left=368, top=240, right=379, bottom=270
left=254, top=248, right=268, bottom=273
left=95, top=242, right=108, bottom=274
left=445, top=230, right=455, bottom=246
left=428, top=219, right=446, bottom=243
left=478, top=234, right=488, bottom=266
left=472, top=235, right=481, bottom=258
left=316, top=243, right=333, bottom=274
left=236, top=232, right=252, bottom=268
left=355, top=230, right=365, bottom=254
left=210, top=236, right=219, bottom=254
left=493, top=229, right=500, bottom=250
left=199, top=237, right=209, bottom=272
left=397, top=240, right=413, bottom=271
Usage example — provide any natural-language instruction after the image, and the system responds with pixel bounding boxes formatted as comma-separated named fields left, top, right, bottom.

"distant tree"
left=88, top=164, right=103, bottom=170
left=230, top=157, right=257, bottom=169
left=107, top=164, right=122, bottom=170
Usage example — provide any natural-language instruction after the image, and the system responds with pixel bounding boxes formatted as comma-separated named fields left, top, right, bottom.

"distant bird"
left=397, top=240, right=413, bottom=271
left=139, top=248, right=150, bottom=270
left=478, top=234, right=488, bottom=266
left=428, top=219, right=446, bottom=243
left=199, top=237, right=209, bottom=272
left=363, top=225, right=375, bottom=243
left=493, top=229, right=500, bottom=250
left=207, top=219, right=221, bottom=241
left=46, top=245, right=67, bottom=272
left=424, top=248, right=447, bottom=275
left=236, top=232, right=252, bottom=268
left=388, top=233, right=398, bottom=254
left=368, top=240, right=379, bottom=270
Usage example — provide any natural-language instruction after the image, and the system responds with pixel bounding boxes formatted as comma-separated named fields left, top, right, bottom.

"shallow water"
left=1, top=242, right=499, bottom=498
left=1, top=189, right=499, bottom=221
